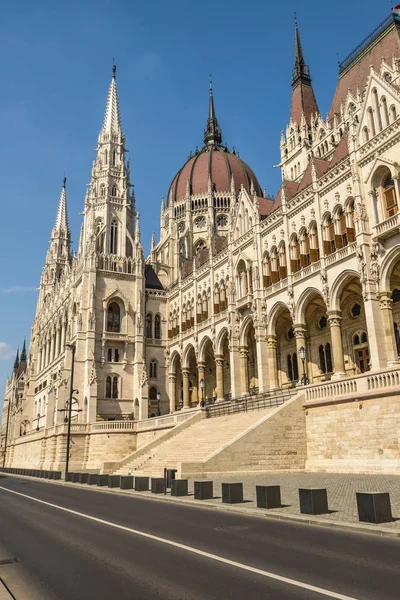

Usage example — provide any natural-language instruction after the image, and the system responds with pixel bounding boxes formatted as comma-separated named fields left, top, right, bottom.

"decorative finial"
left=63, top=175, right=67, bottom=189
left=112, top=58, right=116, bottom=79
left=210, top=73, right=212, bottom=93
left=294, top=12, right=297, bottom=26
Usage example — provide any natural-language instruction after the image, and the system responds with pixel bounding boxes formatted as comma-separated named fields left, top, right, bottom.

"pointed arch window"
left=290, top=236, right=301, bottom=273
left=299, top=231, right=311, bottom=267
left=112, top=376, right=118, bottom=398
left=383, top=174, right=398, bottom=219
left=149, top=359, right=158, bottom=379
left=100, top=184, right=106, bottom=197
left=104, top=149, right=108, bottom=165
left=107, top=302, right=120, bottom=332
left=106, top=376, right=112, bottom=398
left=111, top=184, right=117, bottom=197
left=154, top=314, right=161, bottom=339
left=110, top=219, right=118, bottom=254
left=146, top=314, right=153, bottom=338
left=112, top=151, right=116, bottom=166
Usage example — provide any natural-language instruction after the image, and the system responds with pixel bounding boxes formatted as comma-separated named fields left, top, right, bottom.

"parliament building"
left=2, top=12, right=400, bottom=477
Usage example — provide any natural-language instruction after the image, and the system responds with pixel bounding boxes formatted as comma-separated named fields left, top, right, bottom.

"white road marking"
left=0, top=485, right=358, bottom=600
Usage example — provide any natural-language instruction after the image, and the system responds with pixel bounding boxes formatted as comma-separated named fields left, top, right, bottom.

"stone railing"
left=90, top=421, right=136, bottom=433
left=373, top=212, right=400, bottom=239
left=135, top=409, right=199, bottom=431
left=325, top=242, right=356, bottom=266
left=306, top=365, right=400, bottom=404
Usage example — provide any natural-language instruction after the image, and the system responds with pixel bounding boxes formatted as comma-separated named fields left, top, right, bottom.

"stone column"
left=239, top=347, right=249, bottom=395
left=197, top=361, right=205, bottom=405
left=46, top=340, right=50, bottom=367
left=363, top=295, right=387, bottom=370
left=55, top=327, right=61, bottom=358
left=379, top=293, right=400, bottom=366
left=50, top=333, right=55, bottom=364
left=215, top=355, right=224, bottom=402
left=327, top=311, right=346, bottom=378
left=266, top=335, right=278, bottom=389
left=61, top=323, right=66, bottom=351
left=169, top=374, right=176, bottom=413
left=182, top=368, right=190, bottom=409
left=255, top=334, right=269, bottom=393
left=294, top=324, right=308, bottom=383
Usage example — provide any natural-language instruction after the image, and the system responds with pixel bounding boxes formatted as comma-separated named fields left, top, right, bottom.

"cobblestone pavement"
left=178, top=472, right=400, bottom=529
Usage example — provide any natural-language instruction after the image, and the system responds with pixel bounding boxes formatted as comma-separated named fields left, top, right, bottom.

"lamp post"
left=199, top=378, right=205, bottom=408
left=65, top=343, right=76, bottom=480
left=299, top=346, right=309, bottom=386
left=2, top=385, right=13, bottom=468
left=156, top=392, right=161, bottom=416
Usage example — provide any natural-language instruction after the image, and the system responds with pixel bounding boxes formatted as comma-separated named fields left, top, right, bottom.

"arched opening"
left=273, top=306, right=296, bottom=387
left=149, top=359, right=158, bottom=379
left=107, top=302, right=121, bottom=332
left=241, top=322, right=258, bottom=394
left=154, top=314, right=161, bottom=339
left=110, top=219, right=118, bottom=254
left=186, top=345, right=198, bottom=406
left=302, top=293, right=332, bottom=382
left=323, top=214, right=335, bottom=255
left=290, top=235, right=301, bottom=273
left=237, top=259, right=248, bottom=298
left=203, top=338, right=216, bottom=401
left=146, top=313, right=153, bottom=338
left=148, top=386, right=159, bottom=417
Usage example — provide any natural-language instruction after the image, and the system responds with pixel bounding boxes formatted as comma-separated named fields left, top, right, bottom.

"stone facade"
left=2, top=13, right=400, bottom=475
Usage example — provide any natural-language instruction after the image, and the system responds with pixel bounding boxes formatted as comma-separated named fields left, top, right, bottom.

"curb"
left=2, top=473, right=400, bottom=540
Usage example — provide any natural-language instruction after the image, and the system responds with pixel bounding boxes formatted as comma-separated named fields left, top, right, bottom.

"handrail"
left=205, top=388, right=295, bottom=418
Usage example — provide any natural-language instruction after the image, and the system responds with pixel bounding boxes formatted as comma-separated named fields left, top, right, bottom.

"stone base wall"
left=180, top=393, right=307, bottom=477
left=305, top=392, right=400, bottom=473
left=85, top=433, right=137, bottom=470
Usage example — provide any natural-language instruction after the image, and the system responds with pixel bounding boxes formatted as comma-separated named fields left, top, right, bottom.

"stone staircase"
left=114, top=409, right=274, bottom=476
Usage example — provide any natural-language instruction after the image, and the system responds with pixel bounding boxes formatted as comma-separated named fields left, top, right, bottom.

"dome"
left=168, top=146, right=262, bottom=204
left=167, top=79, right=262, bottom=205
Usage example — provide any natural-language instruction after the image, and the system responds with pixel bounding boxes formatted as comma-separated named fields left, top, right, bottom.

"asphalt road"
left=0, top=475, right=399, bottom=600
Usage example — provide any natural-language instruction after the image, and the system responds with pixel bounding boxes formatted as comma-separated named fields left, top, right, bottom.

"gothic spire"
left=102, top=63, right=122, bottom=135
left=13, top=348, right=19, bottom=373
left=204, top=76, right=222, bottom=148
left=290, top=17, right=319, bottom=125
left=54, top=177, right=69, bottom=234
left=20, top=339, right=27, bottom=362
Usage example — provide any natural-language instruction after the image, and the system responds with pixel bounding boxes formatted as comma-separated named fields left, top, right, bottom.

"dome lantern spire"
left=203, top=76, right=222, bottom=148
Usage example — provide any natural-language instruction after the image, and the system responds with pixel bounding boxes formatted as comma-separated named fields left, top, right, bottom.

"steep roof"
left=145, top=264, right=164, bottom=290
left=329, top=16, right=400, bottom=120
left=290, top=20, right=319, bottom=125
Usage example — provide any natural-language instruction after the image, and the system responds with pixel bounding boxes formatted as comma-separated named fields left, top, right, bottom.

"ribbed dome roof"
left=168, top=146, right=262, bottom=204
left=167, top=79, right=262, bottom=205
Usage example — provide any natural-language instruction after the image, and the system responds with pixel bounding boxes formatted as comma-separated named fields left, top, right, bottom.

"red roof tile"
left=290, top=81, right=319, bottom=125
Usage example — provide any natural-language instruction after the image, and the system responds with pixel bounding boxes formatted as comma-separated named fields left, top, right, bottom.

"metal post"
left=65, top=344, right=76, bottom=480
left=2, top=386, right=13, bottom=468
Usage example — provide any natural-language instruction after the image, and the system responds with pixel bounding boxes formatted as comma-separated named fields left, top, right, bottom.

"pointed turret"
left=53, top=177, right=69, bottom=235
left=102, top=63, right=121, bottom=135
left=290, top=18, right=319, bottom=126
left=20, top=339, right=27, bottom=362
left=13, top=348, right=19, bottom=374
left=204, top=77, right=222, bottom=148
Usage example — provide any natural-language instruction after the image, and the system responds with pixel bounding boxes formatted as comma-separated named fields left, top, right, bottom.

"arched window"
left=263, top=253, right=272, bottom=287
left=270, top=248, right=280, bottom=283
left=372, top=89, right=382, bottom=132
left=353, top=331, right=370, bottom=373
left=106, top=376, right=112, bottom=398
left=146, top=314, right=153, bottom=338
left=112, top=376, right=118, bottom=398
left=107, top=302, right=120, bottom=332
left=112, top=151, right=116, bottom=166
left=394, top=322, right=400, bottom=355
left=325, top=343, right=333, bottom=373
left=111, top=184, right=117, bottom=197
left=287, top=355, right=293, bottom=381
left=279, top=243, right=287, bottom=279
left=319, top=345, right=326, bottom=373
left=334, top=208, right=347, bottom=249
left=345, top=201, right=356, bottom=243
left=110, top=219, right=118, bottom=254
left=382, top=97, right=390, bottom=128
left=154, top=314, right=161, bottom=339
left=323, top=215, right=335, bottom=255
left=383, top=174, right=398, bottom=218
left=362, top=127, right=369, bottom=144
left=309, top=225, right=320, bottom=262
left=100, top=184, right=106, bottom=197
left=299, top=231, right=311, bottom=267
left=150, top=359, right=158, bottom=379
left=237, top=260, right=248, bottom=298
left=390, top=105, right=397, bottom=123
left=290, top=236, right=301, bottom=272
left=292, top=353, right=299, bottom=381
left=367, top=107, right=376, bottom=137
left=104, top=149, right=108, bottom=165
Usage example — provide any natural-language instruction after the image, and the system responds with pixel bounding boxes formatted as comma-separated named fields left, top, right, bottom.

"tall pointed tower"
left=82, top=64, right=135, bottom=258
left=281, top=18, right=321, bottom=181
left=77, top=65, right=146, bottom=423
left=40, top=178, right=71, bottom=291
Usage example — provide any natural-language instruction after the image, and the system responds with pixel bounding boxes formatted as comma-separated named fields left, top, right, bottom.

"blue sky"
left=0, top=0, right=388, bottom=399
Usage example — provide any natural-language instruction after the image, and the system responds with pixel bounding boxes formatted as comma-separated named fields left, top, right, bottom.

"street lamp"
left=64, top=343, right=76, bottom=480
left=299, top=346, right=309, bottom=386
left=156, top=392, right=161, bottom=416
left=199, top=378, right=205, bottom=408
